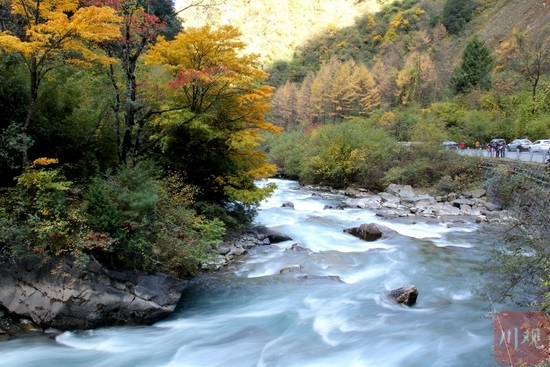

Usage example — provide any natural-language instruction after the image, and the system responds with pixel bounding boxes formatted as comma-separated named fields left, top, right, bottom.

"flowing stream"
left=1, top=179, right=503, bottom=366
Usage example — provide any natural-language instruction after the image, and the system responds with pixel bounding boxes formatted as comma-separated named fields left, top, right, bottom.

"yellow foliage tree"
left=145, top=25, right=281, bottom=204
left=0, top=0, right=121, bottom=166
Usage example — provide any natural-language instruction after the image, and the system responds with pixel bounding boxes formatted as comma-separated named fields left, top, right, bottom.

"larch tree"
left=396, top=52, right=437, bottom=106
left=326, top=59, right=357, bottom=123
left=271, top=81, right=299, bottom=130
left=144, top=24, right=281, bottom=205
left=353, top=64, right=380, bottom=115
left=310, top=58, right=335, bottom=124
left=296, top=71, right=315, bottom=125
left=0, top=0, right=122, bottom=166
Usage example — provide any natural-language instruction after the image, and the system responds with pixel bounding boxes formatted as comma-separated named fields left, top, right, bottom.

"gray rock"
left=342, top=196, right=381, bottom=209
left=380, top=192, right=400, bottom=203
left=0, top=255, right=187, bottom=331
left=286, top=243, right=310, bottom=252
left=228, top=246, right=246, bottom=257
left=389, top=285, right=418, bottom=306
left=447, top=193, right=458, bottom=201
left=299, top=275, right=345, bottom=283
left=386, top=183, right=415, bottom=199
left=473, top=199, right=502, bottom=211
left=218, top=246, right=231, bottom=255
left=381, top=201, right=399, bottom=209
left=281, top=201, right=295, bottom=208
left=401, top=195, right=435, bottom=208
left=446, top=219, right=468, bottom=228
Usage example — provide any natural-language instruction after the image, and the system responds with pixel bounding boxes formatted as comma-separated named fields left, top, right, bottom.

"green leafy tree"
left=0, top=0, right=122, bottom=166
left=450, top=37, right=494, bottom=94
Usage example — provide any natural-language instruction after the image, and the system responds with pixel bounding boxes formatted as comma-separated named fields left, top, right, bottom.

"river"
left=0, top=179, right=505, bottom=366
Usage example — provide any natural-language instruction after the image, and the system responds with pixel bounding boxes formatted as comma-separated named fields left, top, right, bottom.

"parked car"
left=507, top=138, right=532, bottom=152
left=442, top=141, right=459, bottom=149
left=529, top=139, right=550, bottom=152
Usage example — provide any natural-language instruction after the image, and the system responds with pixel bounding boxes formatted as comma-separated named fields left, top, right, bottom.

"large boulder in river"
left=0, top=255, right=187, bottom=331
left=343, top=223, right=399, bottom=241
left=386, top=183, right=415, bottom=199
left=389, top=285, right=418, bottom=306
left=253, top=225, right=292, bottom=243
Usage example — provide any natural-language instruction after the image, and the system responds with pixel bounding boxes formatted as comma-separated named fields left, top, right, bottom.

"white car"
left=529, top=139, right=550, bottom=152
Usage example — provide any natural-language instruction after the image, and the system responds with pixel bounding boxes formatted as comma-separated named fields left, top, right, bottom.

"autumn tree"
left=296, top=71, right=315, bottom=125
left=396, top=53, right=436, bottom=106
left=374, top=55, right=402, bottom=107
left=83, top=0, right=225, bottom=166
left=144, top=24, right=280, bottom=206
left=310, top=58, right=336, bottom=124
left=0, top=0, right=121, bottom=166
left=353, top=64, right=380, bottom=114
left=326, top=59, right=358, bottom=122
left=271, top=81, right=299, bottom=130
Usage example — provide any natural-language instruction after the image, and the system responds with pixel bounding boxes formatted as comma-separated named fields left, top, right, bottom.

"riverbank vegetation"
left=1, top=0, right=550, bottom=286
left=0, top=0, right=279, bottom=277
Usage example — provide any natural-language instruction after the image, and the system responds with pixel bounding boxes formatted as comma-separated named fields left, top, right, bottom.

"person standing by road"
left=493, top=141, right=499, bottom=157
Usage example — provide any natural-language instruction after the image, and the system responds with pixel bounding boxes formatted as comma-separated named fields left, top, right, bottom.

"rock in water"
left=0, top=255, right=187, bottom=330
left=253, top=225, right=292, bottom=243
left=389, top=285, right=419, bottom=306
left=343, top=223, right=399, bottom=241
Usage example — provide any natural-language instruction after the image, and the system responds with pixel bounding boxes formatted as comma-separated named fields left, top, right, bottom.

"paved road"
left=458, top=148, right=550, bottom=163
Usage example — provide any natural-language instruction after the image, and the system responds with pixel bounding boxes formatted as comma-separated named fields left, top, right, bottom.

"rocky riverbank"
left=307, top=182, right=510, bottom=223
left=0, top=253, right=187, bottom=336
left=0, top=181, right=508, bottom=337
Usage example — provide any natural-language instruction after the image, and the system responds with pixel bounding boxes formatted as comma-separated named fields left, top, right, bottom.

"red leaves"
left=82, top=232, right=115, bottom=252
left=81, top=0, right=166, bottom=42
left=168, top=66, right=228, bottom=89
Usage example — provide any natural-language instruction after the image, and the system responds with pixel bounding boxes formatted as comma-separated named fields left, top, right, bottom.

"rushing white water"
left=0, top=179, right=503, bottom=366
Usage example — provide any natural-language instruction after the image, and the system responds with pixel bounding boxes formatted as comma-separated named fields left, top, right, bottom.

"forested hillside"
left=244, top=0, right=550, bottom=191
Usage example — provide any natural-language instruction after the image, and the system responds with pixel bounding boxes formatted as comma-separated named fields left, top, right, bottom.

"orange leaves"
left=0, top=0, right=121, bottom=61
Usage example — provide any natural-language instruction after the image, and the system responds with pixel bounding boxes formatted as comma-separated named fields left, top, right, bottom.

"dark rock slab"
left=0, top=255, right=187, bottom=330
left=343, top=223, right=399, bottom=241
left=389, top=285, right=418, bottom=306
left=253, top=225, right=292, bottom=243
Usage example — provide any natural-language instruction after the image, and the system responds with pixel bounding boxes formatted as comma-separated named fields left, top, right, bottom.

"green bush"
left=0, top=161, right=226, bottom=277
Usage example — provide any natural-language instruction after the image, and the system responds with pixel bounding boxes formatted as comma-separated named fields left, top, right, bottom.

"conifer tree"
left=450, top=36, right=494, bottom=94
left=442, top=0, right=477, bottom=35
